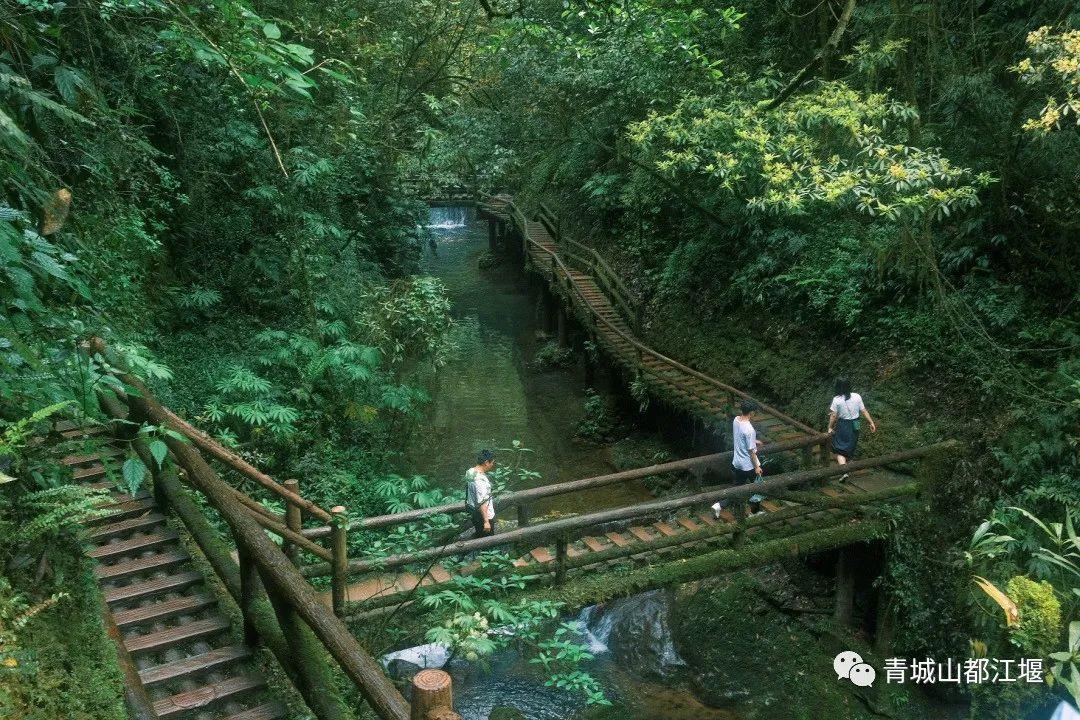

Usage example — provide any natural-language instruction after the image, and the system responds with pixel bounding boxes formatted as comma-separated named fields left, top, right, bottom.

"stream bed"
left=396, top=207, right=729, bottom=719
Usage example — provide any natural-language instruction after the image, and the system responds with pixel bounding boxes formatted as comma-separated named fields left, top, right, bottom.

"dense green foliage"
left=1, top=0, right=1078, bottom=717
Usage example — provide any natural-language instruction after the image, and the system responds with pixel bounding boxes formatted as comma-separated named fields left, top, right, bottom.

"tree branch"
left=765, top=0, right=857, bottom=110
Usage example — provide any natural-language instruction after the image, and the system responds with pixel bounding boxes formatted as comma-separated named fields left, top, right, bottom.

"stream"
left=391, top=207, right=738, bottom=719
left=405, top=205, right=653, bottom=515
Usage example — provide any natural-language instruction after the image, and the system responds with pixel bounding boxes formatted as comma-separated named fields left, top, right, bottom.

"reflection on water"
left=405, top=206, right=652, bottom=514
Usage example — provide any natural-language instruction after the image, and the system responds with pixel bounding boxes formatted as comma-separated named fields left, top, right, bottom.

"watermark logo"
left=834, top=651, right=876, bottom=687
left=834, top=652, right=1045, bottom=686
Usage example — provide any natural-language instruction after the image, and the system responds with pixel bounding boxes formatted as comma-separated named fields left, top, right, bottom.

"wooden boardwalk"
left=482, top=196, right=816, bottom=446
left=320, top=462, right=913, bottom=612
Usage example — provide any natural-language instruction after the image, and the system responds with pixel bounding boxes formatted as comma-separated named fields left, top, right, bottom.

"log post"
left=331, top=506, right=348, bottom=615
left=283, top=478, right=302, bottom=565
left=488, top=218, right=497, bottom=252
left=557, top=307, right=568, bottom=347
left=835, top=546, right=855, bottom=626
left=410, top=669, right=457, bottom=720
left=555, top=534, right=569, bottom=585
left=238, top=542, right=261, bottom=646
left=516, top=503, right=530, bottom=528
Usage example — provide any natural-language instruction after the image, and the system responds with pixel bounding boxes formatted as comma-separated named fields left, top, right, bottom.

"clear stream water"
left=404, top=206, right=652, bottom=516
left=395, top=208, right=736, bottom=720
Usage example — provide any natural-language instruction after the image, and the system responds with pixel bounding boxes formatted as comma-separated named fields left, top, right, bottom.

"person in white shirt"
left=465, top=449, right=496, bottom=537
left=827, top=377, right=877, bottom=480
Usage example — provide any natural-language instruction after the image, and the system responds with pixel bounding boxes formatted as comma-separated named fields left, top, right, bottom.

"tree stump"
left=411, top=669, right=454, bottom=720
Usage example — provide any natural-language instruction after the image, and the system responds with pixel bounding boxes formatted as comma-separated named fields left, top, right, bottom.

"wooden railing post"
left=331, top=505, right=348, bottom=615
left=555, top=534, right=569, bottom=586
left=284, top=478, right=302, bottom=565
left=516, top=503, right=530, bottom=528
left=237, top=542, right=260, bottom=647
left=411, top=669, right=460, bottom=720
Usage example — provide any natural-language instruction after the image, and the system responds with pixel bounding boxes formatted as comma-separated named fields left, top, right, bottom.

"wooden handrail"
left=86, top=336, right=334, bottom=523
left=115, top=371, right=411, bottom=720
left=504, top=203, right=817, bottom=434
left=302, top=442, right=950, bottom=578
left=159, top=406, right=333, bottom=523
left=301, top=432, right=829, bottom=539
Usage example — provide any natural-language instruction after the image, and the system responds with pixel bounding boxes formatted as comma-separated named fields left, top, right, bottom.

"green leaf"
left=148, top=440, right=168, bottom=468
left=122, top=457, right=147, bottom=494
left=263, top=23, right=281, bottom=39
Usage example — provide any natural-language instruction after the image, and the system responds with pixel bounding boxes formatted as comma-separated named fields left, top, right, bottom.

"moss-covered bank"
left=2, top=552, right=127, bottom=720
left=671, top=571, right=959, bottom=720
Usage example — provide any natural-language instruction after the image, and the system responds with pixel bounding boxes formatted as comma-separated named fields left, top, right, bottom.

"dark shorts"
left=469, top=507, right=495, bottom=538
left=732, top=467, right=756, bottom=485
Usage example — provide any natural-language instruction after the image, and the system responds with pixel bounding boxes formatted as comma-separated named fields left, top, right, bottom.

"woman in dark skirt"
left=827, top=377, right=877, bottom=480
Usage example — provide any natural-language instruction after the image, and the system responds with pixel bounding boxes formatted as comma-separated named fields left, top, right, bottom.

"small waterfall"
left=576, top=589, right=686, bottom=679
left=427, top=206, right=468, bottom=229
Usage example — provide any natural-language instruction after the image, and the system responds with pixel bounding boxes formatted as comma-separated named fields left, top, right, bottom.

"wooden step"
left=126, top=615, right=231, bottom=655
left=87, top=512, right=166, bottom=541
left=628, top=526, right=657, bottom=543
left=582, top=536, right=606, bottom=552
left=113, top=593, right=216, bottom=629
left=760, top=500, right=782, bottom=513
left=529, top=547, right=554, bottom=563
left=62, top=447, right=123, bottom=466
left=95, top=550, right=191, bottom=582
left=153, top=674, right=264, bottom=718
left=139, top=645, right=252, bottom=687
left=88, top=530, right=179, bottom=560
left=653, top=522, right=679, bottom=538
left=225, top=702, right=288, bottom=720
left=677, top=517, right=701, bottom=532
left=427, top=565, right=452, bottom=584
left=104, top=571, right=203, bottom=604
left=97, top=490, right=151, bottom=508
left=86, top=498, right=157, bottom=526
left=605, top=532, right=630, bottom=548
left=74, top=463, right=110, bottom=481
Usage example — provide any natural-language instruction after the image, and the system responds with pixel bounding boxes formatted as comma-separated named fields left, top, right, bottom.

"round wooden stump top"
left=412, top=668, right=451, bottom=692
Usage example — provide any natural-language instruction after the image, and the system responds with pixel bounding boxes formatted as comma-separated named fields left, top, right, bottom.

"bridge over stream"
left=53, top=197, right=957, bottom=720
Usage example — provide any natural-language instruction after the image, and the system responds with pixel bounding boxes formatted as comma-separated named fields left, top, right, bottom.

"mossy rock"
left=488, top=707, right=527, bottom=720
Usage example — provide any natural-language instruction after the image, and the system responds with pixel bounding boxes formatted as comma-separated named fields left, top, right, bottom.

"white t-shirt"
left=830, top=393, right=865, bottom=421
left=466, top=467, right=494, bottom=520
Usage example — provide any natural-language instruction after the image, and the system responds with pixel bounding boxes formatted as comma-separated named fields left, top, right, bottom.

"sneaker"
left=711, top=501, right=723, bottom=519
left=839, top=473, right=850, bottom=482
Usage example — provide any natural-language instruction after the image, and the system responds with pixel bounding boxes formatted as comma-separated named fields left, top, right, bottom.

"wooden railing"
left=301, top=431, right=831, bottom=539
left=87, top=339, right=417, bottom=720
left=503, top=199, right=818, bottom=435
left=299, top=443, right=948, bottom=583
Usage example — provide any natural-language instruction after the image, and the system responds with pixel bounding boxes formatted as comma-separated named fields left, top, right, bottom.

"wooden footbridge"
left=55, top=205, right=955, bottom=720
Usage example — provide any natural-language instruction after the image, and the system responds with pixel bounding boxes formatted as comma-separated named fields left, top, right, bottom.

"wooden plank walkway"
left=484, top=196, right=815, bottom=446
left=318, top=462, right=911, bottom=610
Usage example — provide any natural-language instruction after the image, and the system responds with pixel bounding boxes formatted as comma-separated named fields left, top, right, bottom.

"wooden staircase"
left=58, top=420, right=288, bottom=720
